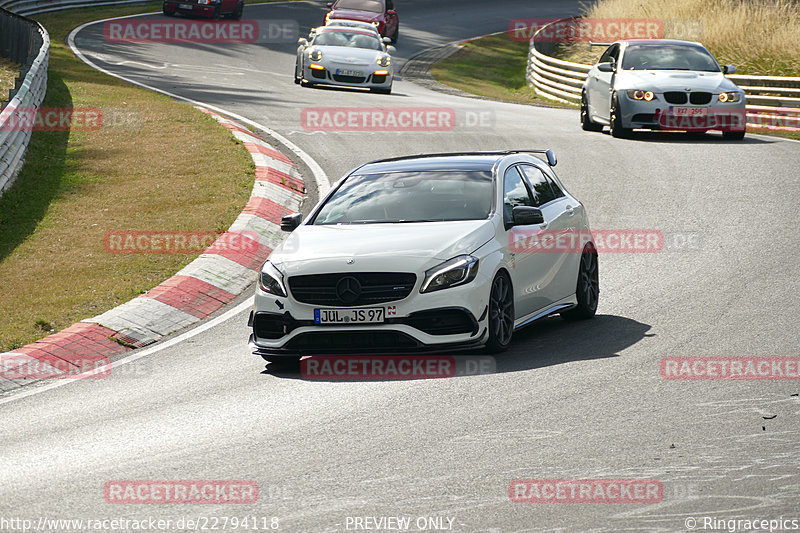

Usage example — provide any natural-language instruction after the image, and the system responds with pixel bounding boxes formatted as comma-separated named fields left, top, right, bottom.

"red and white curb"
left=0, top=109, right=304, bottom=393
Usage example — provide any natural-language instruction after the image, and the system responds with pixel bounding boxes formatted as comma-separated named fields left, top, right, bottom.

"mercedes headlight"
left=377, top=55, right=391, bottom=67
left=627, top=89, right=656, bottom=101
left=718, top=91, right=741, bottom=103
left=259, top=261, right=287, bottom=297
left=420, top=255, right=479, bottom=294
left=308, top=48, right=322, bottom=61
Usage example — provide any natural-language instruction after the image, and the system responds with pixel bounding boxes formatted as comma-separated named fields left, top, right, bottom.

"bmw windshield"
left=622, top=44, right=720, bottom=71
left=312, top=171, right=494, bottom=224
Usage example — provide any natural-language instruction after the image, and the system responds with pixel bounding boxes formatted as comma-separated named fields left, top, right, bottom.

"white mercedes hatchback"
left=249, top=151, right=599, bottom=362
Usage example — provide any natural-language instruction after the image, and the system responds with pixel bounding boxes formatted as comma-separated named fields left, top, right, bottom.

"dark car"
left=163, top=0, right=244, bottom=19
left=325, top=0, right=399, bottom=43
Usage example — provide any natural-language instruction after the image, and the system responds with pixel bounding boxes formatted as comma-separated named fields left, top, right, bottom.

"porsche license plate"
left=670, top=107, right=707, bottom=117
left=336, top=69, right=363, bottom=77
left=314, top=308, right=385, bottom=324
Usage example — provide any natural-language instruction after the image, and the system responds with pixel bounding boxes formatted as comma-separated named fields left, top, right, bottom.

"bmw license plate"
left=669, top=106, right=707, bottom=117
left=336, top=69, right=363, bottom=77
left=314, top=308, right=385, bottom=324
left=179, top=3, right=193, bottom=9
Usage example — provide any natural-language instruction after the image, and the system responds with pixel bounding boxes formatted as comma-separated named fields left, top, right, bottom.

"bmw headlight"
left=259, top=261, right=287, bottom=297
left=308, top=48, right=322, bottom=61
left=718, top=91, right=741, bottom=103
left=420, top=255, right=479, bottom=294
left=377, top=55, right=391, bottom=67
left=627, top=89, right=656, bottom=101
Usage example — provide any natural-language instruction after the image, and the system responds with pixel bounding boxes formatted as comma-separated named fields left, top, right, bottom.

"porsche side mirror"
left=512, top=206, right=544, bottom=226
left=281, top=212, right=303, bottom=232
left=297, top=38, right=308, bottom=46
left=387, top=45, right=396, bottom=54
left=382, top=36, right=392, bottom=44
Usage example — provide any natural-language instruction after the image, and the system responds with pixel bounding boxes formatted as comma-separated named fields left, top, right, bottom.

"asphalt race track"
left=1, top=1, right=799, bottom=531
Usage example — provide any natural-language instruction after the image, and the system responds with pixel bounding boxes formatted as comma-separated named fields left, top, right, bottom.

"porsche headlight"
left=420, top=255, right=479, bottom=294
left=718, top=91, right=741, bottom=103
left=377, top=55, right=391, bottom=67
left=325, top=12, right=332, bottom=24
left=308, top=48, right=322, bottom=61
left=259, top=261, right=287, bottom=297
left=627, top=89, right=656, bottom=101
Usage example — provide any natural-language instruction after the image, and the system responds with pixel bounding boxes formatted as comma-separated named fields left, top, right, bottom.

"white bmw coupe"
left=582, top=39, right=747, bottom=139
left=249, top=151, right=599, bottom=362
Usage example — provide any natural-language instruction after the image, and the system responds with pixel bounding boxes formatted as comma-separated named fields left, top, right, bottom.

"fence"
left=0, top=0, right=150, bottom=17
left=0, top=7, right=48, bottom=195
left=527, top=18, right=800, bottom=132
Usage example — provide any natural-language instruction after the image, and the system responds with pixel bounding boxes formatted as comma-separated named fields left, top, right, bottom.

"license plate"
left=336, top=69, right=363, bottom=77
left=669, top=106, right=707, bottom=117
left=179, top=3, right=193, bottom=9
left=314, top=307, right=385, bottom=324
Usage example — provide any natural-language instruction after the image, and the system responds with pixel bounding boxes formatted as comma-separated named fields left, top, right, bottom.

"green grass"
left=0, top=2, right=286, bottom=351
left=431, top=33, right=575, bottom=108
left=0, top=57, right=20, bottom=104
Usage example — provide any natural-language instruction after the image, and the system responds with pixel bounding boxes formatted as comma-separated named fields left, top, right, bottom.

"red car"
left=163, top=0, right=244, bottom=19
left=325, top=0, right=399, bottom=43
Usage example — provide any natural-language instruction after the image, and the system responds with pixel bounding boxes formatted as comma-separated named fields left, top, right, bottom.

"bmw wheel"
left=609, top=93, right=632, bottom=138
left=486, top=271, right=514, bottom=353
left=581, top=92, right=603, bottom=132
left=561, top=244, right=599, bottom=321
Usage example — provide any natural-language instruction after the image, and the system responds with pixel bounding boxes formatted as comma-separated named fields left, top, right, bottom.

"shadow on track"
left=261, top=314, right=652, bottom=381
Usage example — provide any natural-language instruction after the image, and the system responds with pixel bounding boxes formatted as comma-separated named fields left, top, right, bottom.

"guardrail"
left=0, top=7, right=49, bottom=196
left=527, top=18, right=800, bottom=132
left=0, top=0, right=150, bottom=17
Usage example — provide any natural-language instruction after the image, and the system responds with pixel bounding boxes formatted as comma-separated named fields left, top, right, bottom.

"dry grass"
left=0, top=57, right=20, bottom=104
left=0, top=3, right=257, bottom=351
left=563, top=0, right=800, bottom=76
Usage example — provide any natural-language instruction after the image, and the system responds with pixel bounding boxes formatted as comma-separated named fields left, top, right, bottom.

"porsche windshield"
left=314, top=30, right=382, bottom=50
left=313, top=171, right=494, bottom=224
left=622, top=44, right=720, bottom=72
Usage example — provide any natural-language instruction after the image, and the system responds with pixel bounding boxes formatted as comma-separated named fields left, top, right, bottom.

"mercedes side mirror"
left=722, top=65, right=736, bottom=74
left=597, top=62, right=614, bottom=73
left=512, top=206, right=544, bottom=226
left=280, top=212, right=303, bottom=232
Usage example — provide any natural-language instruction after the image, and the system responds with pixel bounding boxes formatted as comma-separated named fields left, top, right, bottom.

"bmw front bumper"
left=618, top=92, right=746, bottom=132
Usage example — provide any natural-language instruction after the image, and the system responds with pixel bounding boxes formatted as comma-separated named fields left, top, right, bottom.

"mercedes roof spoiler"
left=363, top=149, right=558, bottom=167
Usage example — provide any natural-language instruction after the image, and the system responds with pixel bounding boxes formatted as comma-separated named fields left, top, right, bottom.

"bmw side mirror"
left=387, top=9, right=397, bottom=15
left=597, top=62, right=614, bottom=73
left=280, top=212, right=303, bottom=232
left=387, top=45, right=396, bottom=54
left=512, top=206, right=544, bottom=226
left=297, top=37, right=308, bottom=46
left=722, top=65, right=736, bottom=74
left=326, top=2, right=333, bottom=7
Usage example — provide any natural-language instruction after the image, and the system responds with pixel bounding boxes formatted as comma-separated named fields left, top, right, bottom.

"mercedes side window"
left=503, top=166, right=534, bottom=225
left=519, top=165, right=558, bottom=207
left=599, top=43, right=619, bottom=65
